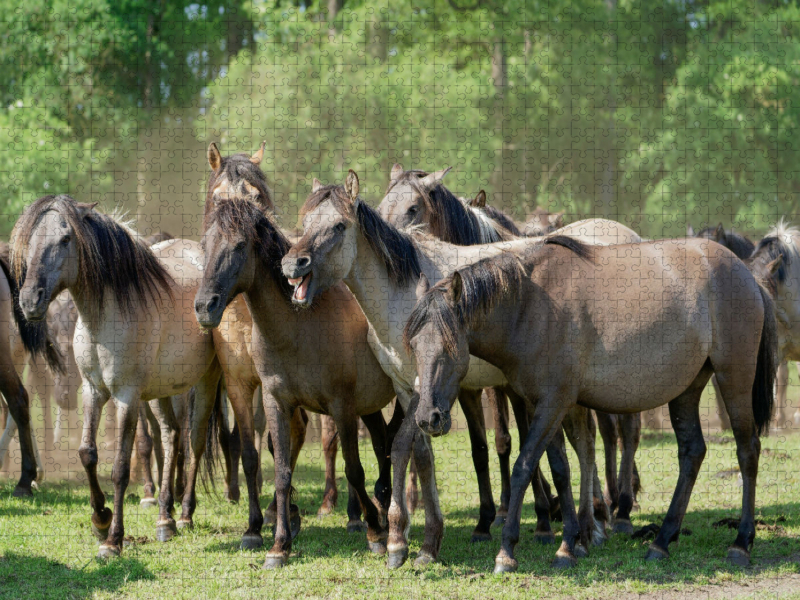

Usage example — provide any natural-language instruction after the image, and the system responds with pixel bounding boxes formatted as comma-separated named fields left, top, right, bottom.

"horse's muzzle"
left=19, top=287, right=47, bottom=322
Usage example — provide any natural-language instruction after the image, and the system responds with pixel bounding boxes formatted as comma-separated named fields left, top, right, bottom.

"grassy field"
left=2, top=403, right=800, bottom=600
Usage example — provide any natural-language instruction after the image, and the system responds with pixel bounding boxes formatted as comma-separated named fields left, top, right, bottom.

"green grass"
left=1, top=419, right=799, bottom=600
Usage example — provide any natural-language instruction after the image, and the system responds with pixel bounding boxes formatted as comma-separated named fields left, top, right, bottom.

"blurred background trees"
left=1, top=0, right=796, bottom=238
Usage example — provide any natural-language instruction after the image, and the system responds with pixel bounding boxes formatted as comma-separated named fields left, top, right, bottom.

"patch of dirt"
left=713, top=517, right=786, bottom=533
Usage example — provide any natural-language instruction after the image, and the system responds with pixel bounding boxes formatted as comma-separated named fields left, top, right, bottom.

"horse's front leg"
left=387, top=390, right=418, bottom=569
left=0, top=370, right=37, bottom=496
left=98, top=392, right=139, bottom=558
left=135, top=404, right=158, bottom=507
left=262, top=394, right=294, bottom=569
left=150, top=397, right=181, bottom=542
left=77, top=381, right=112, bottom=545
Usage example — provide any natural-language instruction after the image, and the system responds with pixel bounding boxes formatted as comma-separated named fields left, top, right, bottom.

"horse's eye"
left=407, top=205, right=418, bottom=215
left=335, top=223, right=346, bottom=233
left=60, top=235, right=71, bottom=246
left=234, top=241, right=246, bottom=252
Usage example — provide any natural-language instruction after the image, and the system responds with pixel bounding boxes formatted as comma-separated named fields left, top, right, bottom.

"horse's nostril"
left=207, top=295, right=219, bottom=313
left=297, top=256, right=310, bottom=269
left=430, top=411, right=441, bottom=429
left=35, top=288, right=44, bottom=305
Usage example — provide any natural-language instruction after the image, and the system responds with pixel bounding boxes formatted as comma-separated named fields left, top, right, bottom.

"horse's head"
left=281, top=172, right=362, bottom=307
left=12, top=196, right=88, bottom=321
left=204, top=142, right=273, bottom=221
left=378, top=164, right=452, bottom=231
left=404, top=274, right=470, bottom=437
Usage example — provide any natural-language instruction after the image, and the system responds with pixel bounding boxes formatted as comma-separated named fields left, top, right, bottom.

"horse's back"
left=553, top=218, right=642, bottom=245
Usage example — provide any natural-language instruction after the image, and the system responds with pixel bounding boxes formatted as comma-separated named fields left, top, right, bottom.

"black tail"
left=0, top=244, right=64, bottom=374
left=753, top=284, right=778, bottom=437
left=200, top=380, right=225, bottom=494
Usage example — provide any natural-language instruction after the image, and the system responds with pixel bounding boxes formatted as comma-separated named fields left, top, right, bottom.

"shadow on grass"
left=0, top=552, right=154, bottom=599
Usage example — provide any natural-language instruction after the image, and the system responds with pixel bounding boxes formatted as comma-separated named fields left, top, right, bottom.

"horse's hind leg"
left=135, top=405, right=158, bottom=507
left=150, top=397, right=181, bottom=542
left=645, top=385, right=707, bottom=562
left=0, top=370, right=37, bottom=497
left=265, top=407, right=307, bottom=528
left=362, top=411, right=391, bottom=512
left=596, top=411, right=619, bottom=512
left=711, top=375, right=731, bottom=431
left=252, top=387, right=265, bottom=494
left=613, top=412, right=642, bottom=535
left=318, top=414, right=339, bottom=517
left=487, top=387, right=512, bottom=527
left=458, top=388, right=497, bottom=542
left=775, top=361, right=789, bottom=428
left=216, top=390, right=241, bottom=503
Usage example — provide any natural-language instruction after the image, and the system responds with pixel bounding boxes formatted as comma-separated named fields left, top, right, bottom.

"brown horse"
left=195, top=188, right=397, bottom=568
left=405, top=236, right=777, bottom=573
left=12, top=195, right=222, bottom=558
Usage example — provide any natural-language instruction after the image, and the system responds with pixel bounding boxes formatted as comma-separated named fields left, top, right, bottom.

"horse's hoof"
left=644, top=544, right=669, bottom=561
left=317, top=501, right=335, bottom=517
left=263, top=553, right=287, bottom=570
left=574, top=543, right=589, bottom=559
left=593, top=526, right=608, bottom=547
left=534, top=531, right=556, bottom=545
left=225, top=488, right=240, bottom=504
left=493, top=555, right=518, bottom=574
left=156, top=519, right=177, bottom=542
left=140, top=497, right=158, bottom=508
left=290, top=512, right=302, bottom=540
left=368, top=540, right=387, bottom=555
left=471, top=531, right=492, bottom=543
left=11, top=486, right=33, bottom=498
left=241, top=533, right=264, bottom=551
left=492, top=514, right=507, bottom=528
left=264, top=510, right=277, bottom=526
left=347, top=520, right=367, bottom=534
left=551, top=550, right=577, bottom=569
left=387, top=547, right=409, bottom=569
left=414, top=551, right=436, bottom=567
left=727, top=546, right=751, bottom=567
left=97, top=544, right=121, bottom=559
left=613, top=519, right=634, bottom=536
left=176, top=518, right=193, bottom=530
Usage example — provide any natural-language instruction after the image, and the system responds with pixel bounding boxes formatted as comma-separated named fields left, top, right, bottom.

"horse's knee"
left=79, top=444, right=98, bottom=469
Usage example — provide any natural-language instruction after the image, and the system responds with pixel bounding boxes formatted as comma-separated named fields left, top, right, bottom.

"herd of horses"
left=1, top=142, right=798, bottom=575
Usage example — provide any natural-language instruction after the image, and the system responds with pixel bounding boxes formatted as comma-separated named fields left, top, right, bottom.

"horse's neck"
left=242, top=260, right=297, bottom=344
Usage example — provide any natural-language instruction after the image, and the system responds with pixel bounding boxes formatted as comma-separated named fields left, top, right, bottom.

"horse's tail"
left=753, top=284, right=779, bottom=437
left=0, top=245, right=64, bottom=375
left=200, top=379, right=225, bottom=494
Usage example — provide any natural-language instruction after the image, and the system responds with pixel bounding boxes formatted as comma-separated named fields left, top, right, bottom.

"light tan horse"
left=12, top=195, right=222, bottom=558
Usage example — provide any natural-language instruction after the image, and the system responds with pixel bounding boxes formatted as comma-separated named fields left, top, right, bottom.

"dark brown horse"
left=195, top=190, right=397, bottom=568
left=405, top=236, right=777, bottom=573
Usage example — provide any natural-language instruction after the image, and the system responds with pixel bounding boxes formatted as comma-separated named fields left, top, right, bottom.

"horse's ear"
left=250, top=141, right=266, bottom=165
left=446, top=272, right=463, bottom=306
left=311, top=177, right=324, bottom=193
left=208, top=143, right=222, bottom=171
left=416, top=273, right=430, bottom=300
left=714, top=223, right=726, bottom=243
left=686, top=223, right=695, bottom=237
left=76, top=202, right=98, bottom=219
left=549, top=211, right=565, bottom=227
left=420, top=167, right=452, bottom=188
left=390, top=163, right=404, bottom=183
left=345, top=170, right=360, bottom=202
left=767, top=254, right=783, bottom=276
left=471, top=190, right=487, bottom=208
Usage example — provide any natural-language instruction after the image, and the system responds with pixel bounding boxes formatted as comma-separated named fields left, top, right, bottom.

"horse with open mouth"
left=404, top=233, right=777, bottom=573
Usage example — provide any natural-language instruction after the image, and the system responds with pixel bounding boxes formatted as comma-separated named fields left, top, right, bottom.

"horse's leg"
left=77, top=382, right=113, bottom=545
left=775, top=361, right=789, bottom=428
left=149, top=397, right=181, bottom=542
left=103, top=400, right=116, bottom=449
left=406, top=456, right=419, bottom=513
left=562, top=406, right=602, bottom=554
left=487, top=387, right=512, bottom=527
left=458, top=388, right=496, bottom=542
left=645, top=387, right=706, bottom=562
left=711, top=375, right=731, bottom=431
left=507, top=389, right=555, bottom=541
left=179, top=365, right=222, bottom=530
left=97, top=394, right=139, bottom=558
left=596, top=411, right=619, bottom=512
left=335, top=411, right=388, bottom=555
left=262, top=395, right=295, bottom=569
left=172, top=394, right=188, bottom=502
left=145, top=403, right=164, bottom=487
left=361, top=411, right=391, bottom=512
left=0, top=412, right=18, bottom=472
left=135, top=404, right=158, bottom=507
left=495, top=395, right=573, bottom=575
left=252, top=387, right=265, bottom=494
left=0, top=370, right=37, bottom=497
left=386, top=392, right=418, bottom=569
left=613, top=412, right=642, bottom=535
left=794, top=363, right=800, bottom=426
left=317, top=413, right=339, bottom=517
left=265, top=407, right=307, bottom=529
left=217, top=392, right=241, bottom=504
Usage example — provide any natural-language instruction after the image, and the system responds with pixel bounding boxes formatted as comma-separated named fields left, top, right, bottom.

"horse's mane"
left=388, top=170, right=512, bottom=245
left=478, top=205, right=522, bottom=237
left=404, top=236, right=593, bottom=356
left=204, top=196, right=294, bottom=302
left=11, top=195, right=174, bottom=321
left=749, top=220, right=800, bottom=291
left=204, top=153, right=274, bottom=222
left=300, top=184, right=422, bottom=288
left=0, top=241, right=64, bottom=373
left=696, top=226, right=755, bottom=260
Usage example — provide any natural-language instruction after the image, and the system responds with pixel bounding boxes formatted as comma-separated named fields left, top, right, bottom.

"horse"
left=0, top=242, right=63, bottom=496
left=282, top=171, right=599, bottom=568
left=404, top=235, right=777, bottom=573
left=203, top=143, right=393, bottom=539
left=195, top=186, right=397, bottom=568
left=11, top=195, right=223, bottom=558
left=379, top=165, right=642, bottom=535
left=524, top=206, right=565, bottom=236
